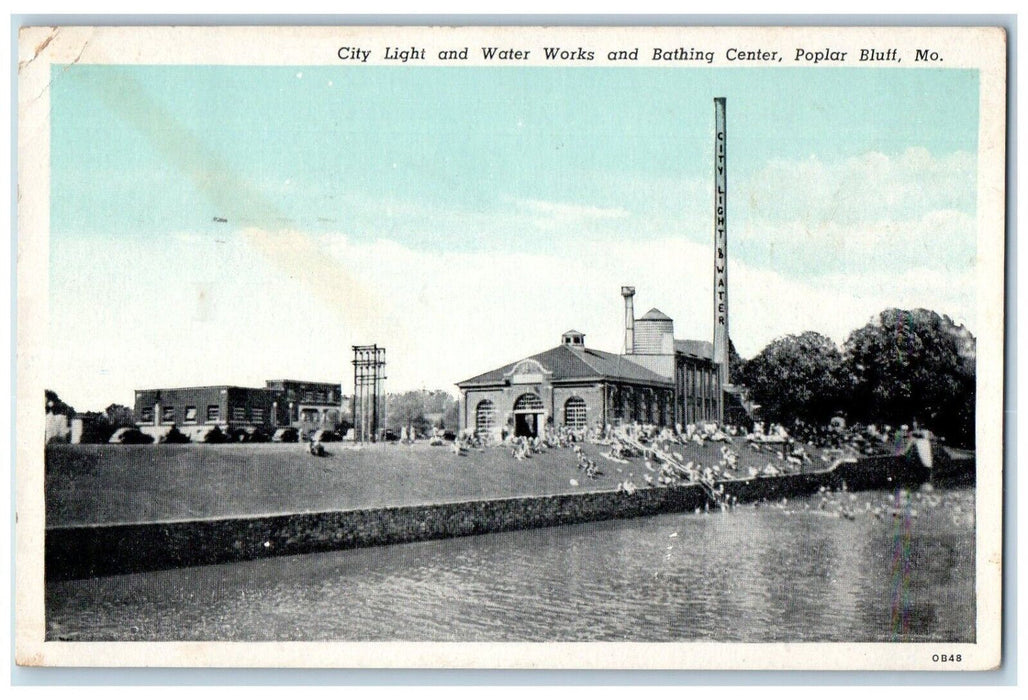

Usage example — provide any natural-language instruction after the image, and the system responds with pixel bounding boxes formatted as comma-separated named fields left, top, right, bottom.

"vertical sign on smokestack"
left=621, top=286, right=636, bottom=354
left=713, top=98, right=729, bottom=422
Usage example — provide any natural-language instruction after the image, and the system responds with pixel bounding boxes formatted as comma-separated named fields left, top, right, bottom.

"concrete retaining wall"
left=45, top=455, right=925, bottom=581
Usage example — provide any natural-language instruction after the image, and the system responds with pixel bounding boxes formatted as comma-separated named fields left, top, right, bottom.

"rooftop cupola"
left=561, top=330, right=585, bottom=348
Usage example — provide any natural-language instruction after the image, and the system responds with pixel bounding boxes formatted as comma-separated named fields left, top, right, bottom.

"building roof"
left=638, top=308, right=672, bottom=321
left=265, top=379, right=341, bottom=387
left=135, top=385, right=250, bottom=393
left=457, top=344, right=672, bottom=388
left=137, top=379, right=341, bottom=394
left=674, top=339, right=715, bottom=360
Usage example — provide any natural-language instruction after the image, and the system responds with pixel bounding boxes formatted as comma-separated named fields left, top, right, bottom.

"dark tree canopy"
left=739, top=331, right=847, bottom=425
left=385, top=390, right=458, bottom=434
left=844, top=308, right=975, bottom=445
left=442, top=401, right=460, bottom=431
left=386, top=390, right=428, bottom=434
left=45, top=390, right=75, bottom=416
left=727, top=337, right=745, bottom=385
left=737, top=309, right=975, bottom=446
left=104, top=404, right=136, bottom=429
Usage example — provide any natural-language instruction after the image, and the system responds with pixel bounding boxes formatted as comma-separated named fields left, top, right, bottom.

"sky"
left=47, top=64, right=979, bottom=410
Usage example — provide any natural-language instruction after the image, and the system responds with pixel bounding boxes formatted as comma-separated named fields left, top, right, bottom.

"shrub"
left=203, top=426, right=229, bottom=444
left=161, top=425, right=191, bottom=444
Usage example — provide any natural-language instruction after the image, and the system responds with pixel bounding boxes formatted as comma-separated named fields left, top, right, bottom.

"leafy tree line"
left=45, top=391, right=137, bottom=443
left=383, top=389, right=459, bottom=435
left=735, top=308, right=976, bottom=446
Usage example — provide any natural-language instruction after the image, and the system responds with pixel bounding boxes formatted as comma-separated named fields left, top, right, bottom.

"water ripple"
left=47, top=487, right=976, bottom=642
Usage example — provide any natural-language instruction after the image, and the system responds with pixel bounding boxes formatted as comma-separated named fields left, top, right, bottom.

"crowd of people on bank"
left=788, top=419, right=927, bottom=456
left=447, top=419, right=814, bottom=489
left=442, top=415, right=932, bottom=500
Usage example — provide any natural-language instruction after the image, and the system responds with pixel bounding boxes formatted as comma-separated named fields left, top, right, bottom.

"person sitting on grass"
left=511, top=438, right=531, bottom=461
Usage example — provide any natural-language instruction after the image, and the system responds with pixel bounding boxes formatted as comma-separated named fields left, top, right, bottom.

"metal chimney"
left=621, top=286, right=636, bottom=353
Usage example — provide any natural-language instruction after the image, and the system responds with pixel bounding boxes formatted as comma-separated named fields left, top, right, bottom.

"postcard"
left=15, top=24, right=1006, bottom=670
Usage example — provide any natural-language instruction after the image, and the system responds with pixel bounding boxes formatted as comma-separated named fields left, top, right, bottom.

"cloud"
left=47, top=148, right=980, bottom=409
left=46, top=229, right=976, bottom=411
left=738, top=148, right=975, bottom=227
left=733, top=207, right=977, bottom=278
left=321, top=148, right=977, bottom=277
left=519, top=198, right=630, bottom=221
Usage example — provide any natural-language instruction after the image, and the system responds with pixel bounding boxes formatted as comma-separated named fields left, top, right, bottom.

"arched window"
left=513, top=394, right=544, bottom=411
left=475, top=400, right=496, bottom=434
left=564, top=396, right=587, bottom=428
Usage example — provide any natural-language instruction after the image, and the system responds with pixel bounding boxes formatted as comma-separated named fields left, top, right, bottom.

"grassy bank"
left=46, top=440, right=822, bottom=526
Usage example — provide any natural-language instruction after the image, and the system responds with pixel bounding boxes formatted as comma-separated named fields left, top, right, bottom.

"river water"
left=46, top=486, right=975, bottom=642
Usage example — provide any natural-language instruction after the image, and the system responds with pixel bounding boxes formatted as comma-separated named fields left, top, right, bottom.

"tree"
left=386, top=391, right=429, bottom=436
left=739, top=331, right=848, bottom=426
left=105, top=404, right=136, bottom=429
left=442, top=400, right=460, bottom=432
left=844, top=308, right=975, bottom=445
left=161, top=425, right=191, bottom=443
left=728, top=337, right=745, bottom=385
left=45, top=390, right=75, bottom=416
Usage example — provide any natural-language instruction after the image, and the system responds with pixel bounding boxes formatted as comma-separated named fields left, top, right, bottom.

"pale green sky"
left=47, top=64, right=980, bottom=408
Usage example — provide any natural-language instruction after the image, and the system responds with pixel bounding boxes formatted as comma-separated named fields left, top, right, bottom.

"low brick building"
left=134, top=379, right=343, bottom=439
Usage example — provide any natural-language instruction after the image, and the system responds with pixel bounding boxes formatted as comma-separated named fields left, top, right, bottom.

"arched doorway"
left=513, top=393, right=545, bottom=438
left=564, top=396, right=587, bottom=429
left=475, top=399, right=496, bottom=436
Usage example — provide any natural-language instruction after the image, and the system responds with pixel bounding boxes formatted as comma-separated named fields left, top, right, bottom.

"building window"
left=162, top=406, right=175, bottom=423
left=513, top=394, right=544, bottom=411
left=251, top=407, right=265, bottom=422
left=207, top=405, right=220, bottom=422
left=564, top=397, right=587, bottom=429
left=140, top=407, right=154, bottom=423
left=232, top=406, right=246, bottom=421
left=475, top=400, right=496, bottom=435
left=184, top=406, right=197, bottom=424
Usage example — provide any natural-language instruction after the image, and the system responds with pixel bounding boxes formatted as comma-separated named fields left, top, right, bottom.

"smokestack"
left=621, top=286, right=636, bottom=353
left=713, top=97, right=729, bottom=420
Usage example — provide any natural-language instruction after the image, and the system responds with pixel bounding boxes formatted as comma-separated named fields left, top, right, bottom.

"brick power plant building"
left=457, top=98, right=738, bottom=440
left=456, top=286, right=724, bottom=439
